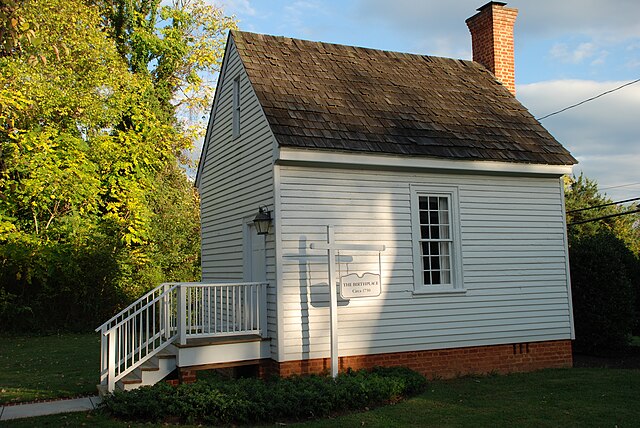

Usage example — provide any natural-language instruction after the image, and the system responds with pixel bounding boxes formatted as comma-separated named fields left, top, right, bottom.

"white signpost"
left=310, top=225, right=385, bottom=378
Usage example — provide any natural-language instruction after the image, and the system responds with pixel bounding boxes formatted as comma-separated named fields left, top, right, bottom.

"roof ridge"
left=231, top=29, right=479, bottom=68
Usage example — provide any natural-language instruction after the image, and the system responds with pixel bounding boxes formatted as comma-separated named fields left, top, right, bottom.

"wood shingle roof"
left=232, top=30, right=576, bottom=165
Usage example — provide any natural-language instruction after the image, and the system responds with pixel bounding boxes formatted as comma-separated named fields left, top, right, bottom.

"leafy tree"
left=564, top=174, right=640, bottom=350
left=0, top=0, right=234, bottom=331
left=565, top=174, right=640, bottom=255
left=94, top=0, right=237, bottom=139
left=570, top=232, right=638, bottom=352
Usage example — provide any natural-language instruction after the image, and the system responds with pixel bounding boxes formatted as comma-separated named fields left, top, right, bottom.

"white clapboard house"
left=97, top=2, right=576, bottom=392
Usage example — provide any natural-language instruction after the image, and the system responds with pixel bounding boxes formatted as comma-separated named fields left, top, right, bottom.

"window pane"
left=421, top=242, right=430, bottom=255
left=439, top=224, right=450, bottom=239
left=439, top=197, right=448, bottom=211
left=423, top=256, right=431, bottom=270
left=439, top=242, right=450, bottom=257
left=423, top=271, right=431, bottom=285
left=429, top=242, right=439, bottom=255
left=420, top=210, right=430, bottom=225
left=429, top=210, right=439, bottom=225
left=440, top=269, right=450, bottom=284
left=439, top=210, right=449, bottom=225
left=428, top=197, right=438, bottom=210
left=430, top=256, right=440, bottom=270
left=419, top=196, right=429, bottom=210
left=432, top=270, right=441, bottom=284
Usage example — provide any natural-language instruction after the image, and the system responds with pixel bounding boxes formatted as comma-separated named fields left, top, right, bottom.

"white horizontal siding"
left=278, top=165, right=572, bottom=361
left=199, top=39, right=277, bottom=357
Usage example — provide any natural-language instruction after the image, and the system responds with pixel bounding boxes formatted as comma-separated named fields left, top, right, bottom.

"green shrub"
left=102, top=366, right=426, bottom=425
left=569, top=231, right=639, bottom=352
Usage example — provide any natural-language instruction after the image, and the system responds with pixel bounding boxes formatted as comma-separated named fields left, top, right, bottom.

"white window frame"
left=410, top=184, right=465, bottom=294
left=232, top=76, right=241, bottom=138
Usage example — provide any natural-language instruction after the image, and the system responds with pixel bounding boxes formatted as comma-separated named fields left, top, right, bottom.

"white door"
left=246, top=224, right=266, bottom=282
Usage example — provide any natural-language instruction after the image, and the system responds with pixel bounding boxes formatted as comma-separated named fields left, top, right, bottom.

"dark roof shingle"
left=232, top=31, right=576, bottom=165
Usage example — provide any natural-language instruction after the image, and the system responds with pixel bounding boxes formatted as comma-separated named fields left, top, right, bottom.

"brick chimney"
left=466, top=2, right=518, bottom=95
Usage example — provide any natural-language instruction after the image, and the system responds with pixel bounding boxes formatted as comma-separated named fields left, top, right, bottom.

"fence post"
left=259, top=282, right=268, bottom=337
left=178, top=284, right=187, bottom=345
left=107, top=330, right=116, bottom=392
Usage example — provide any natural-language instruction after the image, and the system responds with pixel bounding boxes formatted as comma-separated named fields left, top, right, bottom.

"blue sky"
left=215, top=0, right=640, bottom=200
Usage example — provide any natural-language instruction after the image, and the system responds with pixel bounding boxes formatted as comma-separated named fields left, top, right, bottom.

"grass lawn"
left=302, top=368, right=640, bottom=428
left=3, top=367, right=639, bottom=427
left=0, top=333, right=99, bottom=405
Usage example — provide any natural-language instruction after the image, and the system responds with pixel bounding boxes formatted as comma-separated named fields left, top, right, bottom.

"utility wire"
left=567, top=197, right=640, bottom=214
left=599, top=182, right=640, bottom=191
left=536, top=78, right=640, bottom=121
left=567, top=208, right=640, bottom=226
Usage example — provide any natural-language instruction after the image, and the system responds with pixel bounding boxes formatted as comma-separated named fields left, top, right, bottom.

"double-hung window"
left=411, top=185, right=464, bottom=293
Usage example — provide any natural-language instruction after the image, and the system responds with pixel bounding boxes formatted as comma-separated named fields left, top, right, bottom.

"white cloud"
left=550, top=42, right=597, bottom=64
left=511, top=0, right=640, bottom=41
left=221, top=0, right=256, bottom=16
left=356, top=0, right=640, bottom=40
left=519, top=79, right=640, bottom=198
left=280, top=1, right=326, bottom=38
left=548, top=42, right=609, bottom=67
left=354, top=0, right=640, bottom=59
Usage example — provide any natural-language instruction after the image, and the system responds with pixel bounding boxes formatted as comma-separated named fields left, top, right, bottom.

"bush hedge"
left=102, top=366, right=427, bottom=425
left=569, top=231, right=639, bottom=352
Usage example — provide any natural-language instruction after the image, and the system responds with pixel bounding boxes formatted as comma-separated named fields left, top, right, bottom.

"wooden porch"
left=96, top=282, right=269, bottom=393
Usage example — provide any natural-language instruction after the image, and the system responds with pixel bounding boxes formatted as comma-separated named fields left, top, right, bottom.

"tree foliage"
left=0, top=0, right=234, bottom=331
left=564, top=174, right=640, bottom=350
left=565, top=174, right=640, bottom=255
left=94, top=0, right=236, bottom=138
left=570, top=232, right=638, bottom=352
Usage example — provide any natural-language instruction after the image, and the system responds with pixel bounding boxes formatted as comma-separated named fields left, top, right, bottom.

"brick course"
left=466, top=2, right=518, bottom=95
left=178, top=368, right=197, bottom=384
left=260, top=340, right=572, bottom=379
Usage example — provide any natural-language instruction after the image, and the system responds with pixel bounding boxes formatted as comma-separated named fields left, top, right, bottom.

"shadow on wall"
left=281, top=187, right=401, bottom=370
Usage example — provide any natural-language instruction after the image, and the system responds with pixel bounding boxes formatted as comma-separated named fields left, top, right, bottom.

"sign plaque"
left=340, top=272, right=381, bottom=299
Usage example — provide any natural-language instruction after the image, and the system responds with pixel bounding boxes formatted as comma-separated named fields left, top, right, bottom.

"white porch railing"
left=97, top=282, right=268, bottom=392
left=179, top=282, right=267, bottom=342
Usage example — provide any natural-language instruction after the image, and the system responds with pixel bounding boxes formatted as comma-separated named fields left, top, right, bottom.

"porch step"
left=139, top=361, right=159, bottom=371
left=158, top=348, right=176, bottom=358
left=120, top=373, right=142, bottom=385
left=175, top=334, right=264, bottom=348
left=116, top=352, right=178, bottom=392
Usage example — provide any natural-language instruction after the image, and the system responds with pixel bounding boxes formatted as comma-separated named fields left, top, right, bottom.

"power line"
left=600, top=182, right=640, bottom=191
left=567, top=208, right=640, bottom=226
left=566, top=197, right=640, bottom=214
left=536, top=78, right=640, bottom=121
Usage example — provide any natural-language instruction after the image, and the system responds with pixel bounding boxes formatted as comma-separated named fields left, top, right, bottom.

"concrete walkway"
left=0, top=396, right=102, bottom=421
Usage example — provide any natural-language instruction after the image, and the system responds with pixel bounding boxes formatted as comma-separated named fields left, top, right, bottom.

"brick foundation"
left=261, top=340, right=572, bottom=379
left=178, top=368, right=197, bottom=384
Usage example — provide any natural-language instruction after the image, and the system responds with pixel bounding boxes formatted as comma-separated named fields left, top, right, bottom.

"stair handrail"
left=180, top=281, right=266, bottom=288
left=95, top=282, right=178, bottom=332
left=102, top=284, right=179, bottom=334
left=99, top=283, right=179, bottom=391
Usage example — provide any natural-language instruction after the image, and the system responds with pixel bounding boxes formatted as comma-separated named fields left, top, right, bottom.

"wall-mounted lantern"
left=253, top=206, right=272, bottom=235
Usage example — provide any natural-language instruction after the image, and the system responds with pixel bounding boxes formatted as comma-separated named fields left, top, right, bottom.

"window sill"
left=412, top=287, right=467, bottom=296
